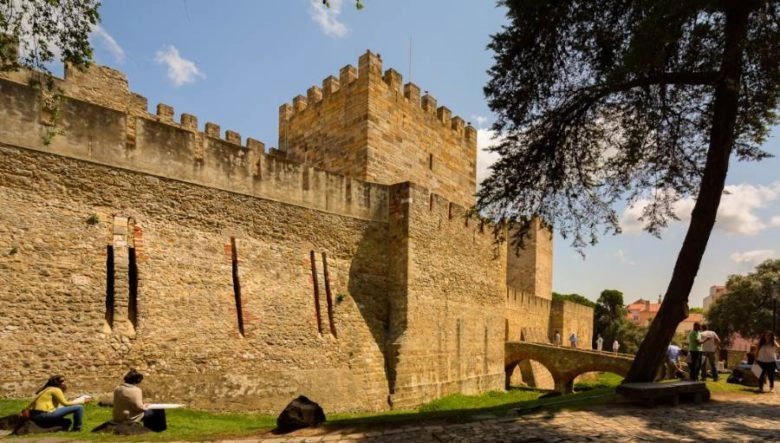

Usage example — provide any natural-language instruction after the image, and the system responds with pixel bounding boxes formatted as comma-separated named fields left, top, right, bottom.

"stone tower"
left=279, top=51, right=478, bottom=208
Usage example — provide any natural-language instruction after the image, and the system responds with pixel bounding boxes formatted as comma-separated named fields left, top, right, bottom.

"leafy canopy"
left=0, top=0, right=100, bottom=73
left=706, top=259, right=780, bottom=343
left=479, top=0, right=780, bottom=248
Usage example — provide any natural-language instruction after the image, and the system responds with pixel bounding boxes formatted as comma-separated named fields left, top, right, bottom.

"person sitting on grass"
left=26, top=375, right=90, bottom=432
left=113, top=368, right=166, bottom=432
left=113, top=369, right=149, bottom=425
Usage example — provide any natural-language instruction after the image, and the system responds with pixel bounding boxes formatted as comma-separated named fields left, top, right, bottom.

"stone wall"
left=550, top=300, right=594, bottom=351
left=0, top=144, right=392, bottom=413
left=385, top=185, right=506, bottom=408
left=0, top=54, right=567, bottom=413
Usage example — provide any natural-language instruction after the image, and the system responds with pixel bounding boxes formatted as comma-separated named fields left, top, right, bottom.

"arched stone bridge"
left=506, top=342, right=634, bottom=394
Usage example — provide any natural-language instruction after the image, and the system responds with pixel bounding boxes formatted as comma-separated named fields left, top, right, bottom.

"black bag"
left=276, top=395, right=326, bottom=432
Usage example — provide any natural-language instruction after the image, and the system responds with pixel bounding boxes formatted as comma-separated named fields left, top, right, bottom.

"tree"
left=0, top=0, right=100, bottom=73
left=480, top=0, right=780, bottom=382
left=593, top=289, right=626, bottom=337
left=706, top=259, right=780, bottom=343
left=590, top=289, right=647, bottom=353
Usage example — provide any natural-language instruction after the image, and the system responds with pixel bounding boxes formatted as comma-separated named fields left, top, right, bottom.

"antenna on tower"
left=408, top=36, right=413, bottom=82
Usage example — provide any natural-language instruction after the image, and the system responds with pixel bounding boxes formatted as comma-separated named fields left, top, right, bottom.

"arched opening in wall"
left=507, top=359, right=554, bottom=391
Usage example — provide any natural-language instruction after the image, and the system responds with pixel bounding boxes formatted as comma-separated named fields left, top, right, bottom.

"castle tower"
left=505, top=218, right=553, bottom=300
left=279, top=51, right=478, bottom=208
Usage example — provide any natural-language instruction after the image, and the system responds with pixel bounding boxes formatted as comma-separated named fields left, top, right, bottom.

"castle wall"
left=0, top=70, right=389, bottom=223
left=279, top=52, right=477, bottom=208
left=0, top=54, right=563, bottom=413
left=0, top=144, right=392, bottom=413
left=386, top=184, right=506, bottom=408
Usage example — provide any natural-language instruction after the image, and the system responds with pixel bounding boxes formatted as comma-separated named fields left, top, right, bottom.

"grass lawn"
left=7, top=372, right=755, bottom=441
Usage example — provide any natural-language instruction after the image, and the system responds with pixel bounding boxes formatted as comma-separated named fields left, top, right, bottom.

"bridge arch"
left=505, top=342, right=634, bottom=393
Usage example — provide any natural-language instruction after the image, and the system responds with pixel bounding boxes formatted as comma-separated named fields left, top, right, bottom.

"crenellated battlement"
left=0, top=64, right=388, bottom=222
left=280, top=51, right=477, bottom=147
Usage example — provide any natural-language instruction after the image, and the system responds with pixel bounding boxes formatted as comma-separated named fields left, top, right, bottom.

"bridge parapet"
left=505, top=341, right=634, bottom=393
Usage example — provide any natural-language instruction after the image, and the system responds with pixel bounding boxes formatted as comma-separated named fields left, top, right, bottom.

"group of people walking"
left=20, top=368, right=157, bottom=433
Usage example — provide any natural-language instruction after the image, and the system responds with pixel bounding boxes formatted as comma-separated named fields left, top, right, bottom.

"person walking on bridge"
left=569, top=332, right=578, bottom=348
left=595, top=334, right=603, bottom=352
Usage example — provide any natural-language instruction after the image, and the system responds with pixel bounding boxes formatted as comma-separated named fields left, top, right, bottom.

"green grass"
left=0, top=400, right=276, bottom=442
left=0, top=373, right=626, bottom=441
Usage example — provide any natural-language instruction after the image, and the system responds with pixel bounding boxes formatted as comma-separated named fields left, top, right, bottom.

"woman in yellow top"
left=27, top=375, right=89, bottom=431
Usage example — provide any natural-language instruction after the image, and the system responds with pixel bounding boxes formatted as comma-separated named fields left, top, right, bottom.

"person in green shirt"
left=26, top=375, right=90, bottom=431
left=687, top=322, right=711, bottom=382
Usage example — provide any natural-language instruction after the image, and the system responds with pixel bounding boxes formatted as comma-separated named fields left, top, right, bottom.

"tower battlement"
left=280, top=51, right=477, bottom=147
left=279, top=50, right=478, bottom=208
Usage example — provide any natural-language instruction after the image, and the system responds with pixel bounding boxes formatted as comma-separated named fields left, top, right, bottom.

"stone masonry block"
left=156, top=103, right=174, bottom=122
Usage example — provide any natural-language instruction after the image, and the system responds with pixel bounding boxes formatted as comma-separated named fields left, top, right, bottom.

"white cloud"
left=90, top=25, right=125, bottom=63
left=309, top=0, right=348, bottom=38
left=155, top=46, right=205, bottom=87
left=730, top=249, right=776, bottom=265
left=476, top=128, right=502, bottom=187
left=615, top=249, right=635, bottom=265
left=471, top=114, right=489, bottom=129
left=621, top=182, right=780, bottom=235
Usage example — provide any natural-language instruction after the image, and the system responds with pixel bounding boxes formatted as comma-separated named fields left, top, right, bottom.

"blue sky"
left=83, top=0, right=778, bottom=307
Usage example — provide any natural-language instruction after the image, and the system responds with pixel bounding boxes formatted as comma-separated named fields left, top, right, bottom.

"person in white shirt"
left=700, top=324, right=721, bottom=381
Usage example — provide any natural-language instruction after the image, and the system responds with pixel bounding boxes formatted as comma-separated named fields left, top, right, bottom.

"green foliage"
left=480, top=0, right=780, bottom=382
left=552, top=292, right=596, bottom=308
left=594, top=289, right=625, bottom=333
left=86, top=213, right=100, bottom=225
left=590, top=289, right=646, bottom=353
left=0, top=0, right=100, bottom=73
left=707, top=259, right=780, bottom=345
left=689, top=307, right=704, bottom=314
left=478, top=0, right=779, bottom=247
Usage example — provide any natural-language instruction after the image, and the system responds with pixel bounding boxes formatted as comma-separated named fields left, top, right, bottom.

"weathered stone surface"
left=0, top=52, right=588, bottom=414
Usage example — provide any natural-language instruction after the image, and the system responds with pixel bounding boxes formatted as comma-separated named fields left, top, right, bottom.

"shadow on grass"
left=316, top=386, right=619, bottom=434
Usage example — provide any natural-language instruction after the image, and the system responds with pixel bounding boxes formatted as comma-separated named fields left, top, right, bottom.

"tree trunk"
left=625, top=2, right=752, bottom=383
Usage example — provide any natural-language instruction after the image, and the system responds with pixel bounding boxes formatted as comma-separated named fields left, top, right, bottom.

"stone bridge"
left=505, top=342, right=634, bottom=394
